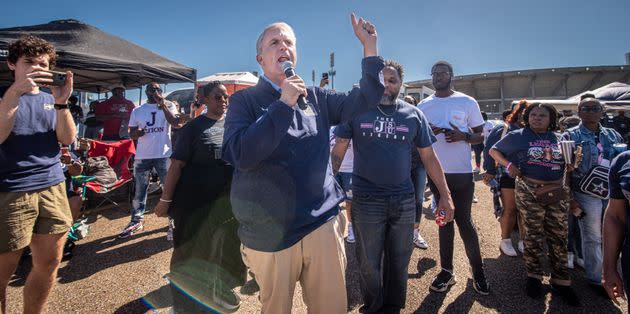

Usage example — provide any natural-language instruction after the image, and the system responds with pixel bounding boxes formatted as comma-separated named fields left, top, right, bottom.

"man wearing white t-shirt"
left=418, top=61, right=489, bottom=295
left=119, top=82, right=180, bottom=238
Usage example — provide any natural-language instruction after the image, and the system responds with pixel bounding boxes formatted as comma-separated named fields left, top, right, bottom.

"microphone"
left=280, top=61, right=309, bottom=110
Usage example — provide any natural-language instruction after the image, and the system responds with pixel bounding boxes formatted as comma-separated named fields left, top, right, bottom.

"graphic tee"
left=493, top=127, right=565, bottom=181
left=335, top=100, right=435, bottom=195
left=128, top=102, right=178, bottom=160
left=0, top=91, right=64, bottom=192
left=95, top=97, right=135, bottom=138
left=418, top=91, right=485, bottom=173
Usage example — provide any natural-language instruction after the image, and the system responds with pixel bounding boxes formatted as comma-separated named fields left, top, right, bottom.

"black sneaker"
left=552, top=284, right=580, bottom=307
left=526, top=277, right=543, bottom=298
left=430, top=269, right=456, bottom=292
left=473, top=276, right=490, bottom=295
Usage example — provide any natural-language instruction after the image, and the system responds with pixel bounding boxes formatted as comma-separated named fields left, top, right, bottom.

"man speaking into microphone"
left=223, top=14, right=384, bottom=313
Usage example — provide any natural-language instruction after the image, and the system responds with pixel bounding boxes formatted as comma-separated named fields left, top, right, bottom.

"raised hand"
left=351, top=13, right=377, bottom=57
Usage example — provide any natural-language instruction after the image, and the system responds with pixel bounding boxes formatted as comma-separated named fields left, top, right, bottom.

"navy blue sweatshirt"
left=223, top=56, right=385, bottom=252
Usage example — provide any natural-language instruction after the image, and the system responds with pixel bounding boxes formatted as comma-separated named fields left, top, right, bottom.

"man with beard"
left=332, top=60, right=453, bottom=313
left=417, top=60, right=489, bottom=295
left=222, top=14, right=385, bottom=313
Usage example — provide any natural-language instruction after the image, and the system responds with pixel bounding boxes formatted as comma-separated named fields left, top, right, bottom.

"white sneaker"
left=518, top=240, right=524, bottom=253
left=576, top=257, right=585, bottom=268
left=413, top=230, right=428, bottom=249
left=500, top=239, right=517, bottom=257
left=567, top=252, right=575, bottom=269
left=346, top=224, right=355, bottom=243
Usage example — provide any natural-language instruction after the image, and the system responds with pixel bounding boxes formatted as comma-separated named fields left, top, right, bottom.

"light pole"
left=329, top=52, right=336, bottom=90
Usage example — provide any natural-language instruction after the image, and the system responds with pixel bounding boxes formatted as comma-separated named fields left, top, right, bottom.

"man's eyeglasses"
left=149, top=87, right=162, bottom=92
left=579, top=106, right=602, bottom=113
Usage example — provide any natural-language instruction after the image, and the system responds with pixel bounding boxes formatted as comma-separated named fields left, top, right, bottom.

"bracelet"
left=159, top=198, right=173, bottom=203
left=506, top=162, right=512, bottom=170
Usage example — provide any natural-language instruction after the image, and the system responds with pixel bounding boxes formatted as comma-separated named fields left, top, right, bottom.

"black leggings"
left=429, top=173, right=484, bottom=280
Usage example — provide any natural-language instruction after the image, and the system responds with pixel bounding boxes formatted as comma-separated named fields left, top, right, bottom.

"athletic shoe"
left=118, top=221, right=144, bottom=239
left=430, top=269, right=456, bottom=292
left=413, top=230, right=429, bottom=249
left=473, top=276, right=490, bottom=295
left=567, top=252, right=575, bottom=269
left=346, top=223, right=356, bottom=243
left=518, top=240, right=524, bottom=253
left=551, top=284, right=580, bottom=307
left=500, top=239, right=517, bottom=257
left=526, top=277, right=543, bottom=298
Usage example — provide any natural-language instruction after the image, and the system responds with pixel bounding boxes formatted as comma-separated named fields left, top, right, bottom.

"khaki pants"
left=241, top=214, right=347, bottom=314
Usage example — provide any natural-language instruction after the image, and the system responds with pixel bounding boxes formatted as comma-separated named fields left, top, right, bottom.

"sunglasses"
left=579, top=106, right=602, bottom=113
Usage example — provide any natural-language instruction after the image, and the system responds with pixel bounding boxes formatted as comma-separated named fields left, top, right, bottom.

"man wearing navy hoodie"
left=223, top=13, right=384, bottom=313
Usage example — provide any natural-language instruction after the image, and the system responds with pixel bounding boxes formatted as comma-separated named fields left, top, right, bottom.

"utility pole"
left=329, top=52, right=336, bottom=90
left=312, top=69, right=316, bottom=87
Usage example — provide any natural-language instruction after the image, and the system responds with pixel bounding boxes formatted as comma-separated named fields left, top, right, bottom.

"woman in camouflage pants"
left=490, top=103, right=579, bottom=307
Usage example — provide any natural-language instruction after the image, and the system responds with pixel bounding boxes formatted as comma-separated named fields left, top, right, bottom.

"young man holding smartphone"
left=0, top=35, right=75, bottom=313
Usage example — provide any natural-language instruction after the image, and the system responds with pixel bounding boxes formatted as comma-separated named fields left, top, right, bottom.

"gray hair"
left=256, top=22, right=296, bottom=55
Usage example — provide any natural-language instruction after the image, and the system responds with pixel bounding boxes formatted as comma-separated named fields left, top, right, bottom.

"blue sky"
left=1, top=0, right=629, bottom=97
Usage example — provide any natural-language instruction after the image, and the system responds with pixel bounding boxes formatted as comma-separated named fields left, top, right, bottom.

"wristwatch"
left=54, top=103, right=70, bottom=110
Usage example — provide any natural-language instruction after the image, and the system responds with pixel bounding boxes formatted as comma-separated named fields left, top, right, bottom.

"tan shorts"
left=0, top=182, right=72, bottom=253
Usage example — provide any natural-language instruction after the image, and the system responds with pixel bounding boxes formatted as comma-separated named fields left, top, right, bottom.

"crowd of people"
left=2, top=13, right=630, bottom=314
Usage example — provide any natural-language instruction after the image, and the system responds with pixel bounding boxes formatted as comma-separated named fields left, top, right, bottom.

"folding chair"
left=81, top=139, right=136, bottom=211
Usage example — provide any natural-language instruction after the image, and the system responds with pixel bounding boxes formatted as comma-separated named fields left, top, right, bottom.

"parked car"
left=165, top=88, right=195, bottom=114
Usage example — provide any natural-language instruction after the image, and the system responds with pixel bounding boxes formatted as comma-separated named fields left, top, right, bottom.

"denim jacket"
left=562, top=123, right=623, bottom=185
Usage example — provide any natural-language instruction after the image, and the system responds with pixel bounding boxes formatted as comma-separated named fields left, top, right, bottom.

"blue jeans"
left=411, top=166, right=427, bottom=223
left=352, top=192, right=415, bottom=313
left=131, top=158, right=169, bottom=223
left=573, top=191, right=606, bottom=284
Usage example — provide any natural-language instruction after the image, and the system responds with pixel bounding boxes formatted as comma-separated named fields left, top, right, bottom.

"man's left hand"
left=444, top=122, right=467, bottom=143
left=51, top=71, right=74, bottom=104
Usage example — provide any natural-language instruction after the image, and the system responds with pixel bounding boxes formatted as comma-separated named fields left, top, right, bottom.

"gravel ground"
left=5, top=179, right=628, bottom=314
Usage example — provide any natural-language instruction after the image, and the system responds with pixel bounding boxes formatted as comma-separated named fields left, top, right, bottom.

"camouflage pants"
left=515, top=178, right=571, bottom=286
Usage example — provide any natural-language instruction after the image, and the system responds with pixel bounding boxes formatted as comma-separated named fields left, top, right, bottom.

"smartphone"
left=44, top=70, right=67, bottom=86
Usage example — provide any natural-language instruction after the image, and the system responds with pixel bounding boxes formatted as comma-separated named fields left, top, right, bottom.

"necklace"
left=377, top=102, right=398, bottom=117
